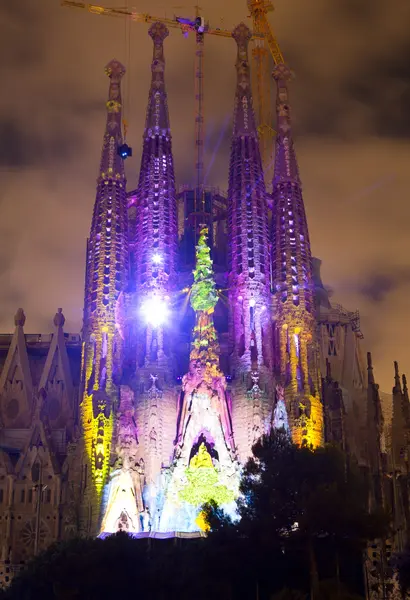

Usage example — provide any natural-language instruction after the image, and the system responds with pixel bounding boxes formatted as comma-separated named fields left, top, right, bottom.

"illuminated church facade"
left=0, top=21, right=407, bottom=597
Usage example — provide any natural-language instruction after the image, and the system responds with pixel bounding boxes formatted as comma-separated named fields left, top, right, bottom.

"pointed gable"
left=15, top=391, right=61, bottom=478
left=0, top=309, right=33, bottom=427
left=39, top=309, right=74, bottom=430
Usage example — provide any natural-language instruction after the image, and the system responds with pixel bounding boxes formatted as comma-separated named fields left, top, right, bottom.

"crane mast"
left=193, top=29, right=207, bottom=246
left=247, top=0, right=285, bottom=185
left=61, top=1, right=285, bottom=194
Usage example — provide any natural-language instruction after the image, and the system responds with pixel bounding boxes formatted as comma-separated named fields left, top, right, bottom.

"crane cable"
left=122, top=0, right=131, bottom=141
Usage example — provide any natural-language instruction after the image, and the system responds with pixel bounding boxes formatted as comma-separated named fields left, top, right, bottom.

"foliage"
left=4, top=432, right=389, bottom=600
left=3, top=533, right=230, bottom=600
left=271, top=589, right=307, bottom=600
left=204, top=429, right=389, bottom=599
left=316, top=579, right=365, bottom=600
left=393, top=544, right=410, bottom=598
left=190, top=227, right=218, bottom=313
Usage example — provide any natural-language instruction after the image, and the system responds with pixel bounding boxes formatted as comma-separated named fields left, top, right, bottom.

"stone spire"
left=403, top=373, right=409, bottom=402
left=39, top=309, right=75, bottom=434
left=133, top=23, right=178, bottom=367
left=227, top=23, right=272, bottom=376
left=271, top=63, right=322, bottom=447
left=84, top=59, right=129, bottom=327
left=0, top=309, right=33, bottom=427
left=391, top=362, right=409, bottom=472
left=227, top=23, right=272, bottom=461
left=365, top=352, right=384, bottom=509
left=81, top=60, right=129, bottom=510
left=394, top=360, right=403, bottom=394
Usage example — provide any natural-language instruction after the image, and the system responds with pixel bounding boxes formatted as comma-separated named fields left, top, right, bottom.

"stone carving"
left=100, top=387, right=144, bottom=534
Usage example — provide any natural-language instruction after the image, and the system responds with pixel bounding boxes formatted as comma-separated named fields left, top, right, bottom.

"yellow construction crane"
left=247, top=0, right=285, bottom=183
left=61, top=1, right=285, bottom=184
left=62, top=2, right=260, bottom=189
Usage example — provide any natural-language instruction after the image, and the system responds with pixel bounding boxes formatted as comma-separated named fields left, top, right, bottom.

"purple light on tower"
left=227, top=23, right=272, bottom=375
left=133, top=22, right=178, bottom=366
left=227, top=23, right=273, bottom=461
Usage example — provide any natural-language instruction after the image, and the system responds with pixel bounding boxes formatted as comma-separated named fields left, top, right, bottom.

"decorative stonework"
left=133, top=23, right=178, bottom=369
left=160, top=227, right=239, bottom=532
left=100, top=386, right=144, bottom=534
left=81, top=58, right=129, bottom=520
left=271, top=64, right=323, bottom=448
left=227, top=23, right=273, bottom=460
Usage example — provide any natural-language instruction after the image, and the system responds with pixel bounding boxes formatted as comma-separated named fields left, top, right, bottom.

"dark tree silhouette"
left=204, top=429, right=389, bottom=599
left=393, top=544, right=410, bottom=598
left=3, top=431, right=389, bottom=600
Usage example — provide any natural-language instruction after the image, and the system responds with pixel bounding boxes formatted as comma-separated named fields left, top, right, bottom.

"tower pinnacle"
left=99, top=59, right=126, bottom=177
left=133, top=23, right=178, bottom=370
left=231, top=24, right=258, bottom=138
left=272, top=64, right=300, bottom=184
left=143, top=23, right=171, bottom=135
left=394, top=360, right=402, bottom=393
left=227, top=23, right=272, bottom=460
left=271, top=63, right=323, bottom=447
left=81, top=59, right=129, bottom=510
left=228, top=22, right=271, bottom=374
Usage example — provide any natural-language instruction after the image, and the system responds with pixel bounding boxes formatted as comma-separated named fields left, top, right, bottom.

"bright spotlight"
left=152, top=253, right=162, bottom=265
left=141, top=294, right=169, bottom=328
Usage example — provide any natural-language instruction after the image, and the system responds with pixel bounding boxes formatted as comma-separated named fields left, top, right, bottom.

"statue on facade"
left=100, top=387, right=144, bottom=534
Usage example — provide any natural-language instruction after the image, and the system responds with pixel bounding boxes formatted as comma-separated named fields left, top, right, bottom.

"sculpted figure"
left=100, top=388, right=143, bottom=534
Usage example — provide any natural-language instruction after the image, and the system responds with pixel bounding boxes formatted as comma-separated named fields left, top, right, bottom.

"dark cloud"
left=0, top=120, right=27, bottom=168
left=0, top=2, right=48, bottom=68
left=359, top=268, right=410, bottom=303
left=0, top=0, right=409, bottom=392
left=0, top=117, right=86, bottom=168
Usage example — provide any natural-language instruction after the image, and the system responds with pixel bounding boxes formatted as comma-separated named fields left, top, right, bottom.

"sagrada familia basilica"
left=0, top=20, right=408, bottom=597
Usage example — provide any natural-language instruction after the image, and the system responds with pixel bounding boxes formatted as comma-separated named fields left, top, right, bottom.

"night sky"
left=1, top=0, right=410, bottom=392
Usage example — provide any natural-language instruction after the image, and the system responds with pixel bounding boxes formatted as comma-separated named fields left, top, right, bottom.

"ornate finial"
left=272, top=63, right=293, bottom=82
left=403, top=374, right=408, bottom=392
left=14, top=308, right=26, bottom=327
left=394, top=361, right=402, bottom=391
left=149, top=22, right=169, bottom=43
left=105, top=59, right=126, bottom=81
left=53, top=308, right=65, bottom=328
left=367, top=352, right=375, bottom=384
left=232, top=22, right=252, bottom=46
left=367, top=352, right=373, bottom=369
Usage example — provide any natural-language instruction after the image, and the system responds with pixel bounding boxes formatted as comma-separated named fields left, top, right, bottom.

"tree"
left=205, top=429, right=389, bottom=599
left=393, top=544, right=410, bottom=598
left=3, top=532, right=234, bottom=600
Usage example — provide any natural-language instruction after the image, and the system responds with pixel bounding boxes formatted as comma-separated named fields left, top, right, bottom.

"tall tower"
left=227, top=23, right=273, bottom=460
left=132, top=23, right=178, bottom=489
left=133, top=22, right=178, bottom=367
left=271, top=63, right=323, bottom=447
left=81, top=59, right=129, bottom=526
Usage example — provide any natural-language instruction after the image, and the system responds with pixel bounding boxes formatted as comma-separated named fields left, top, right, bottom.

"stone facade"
left=0, top=21, right=407, bottom=598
